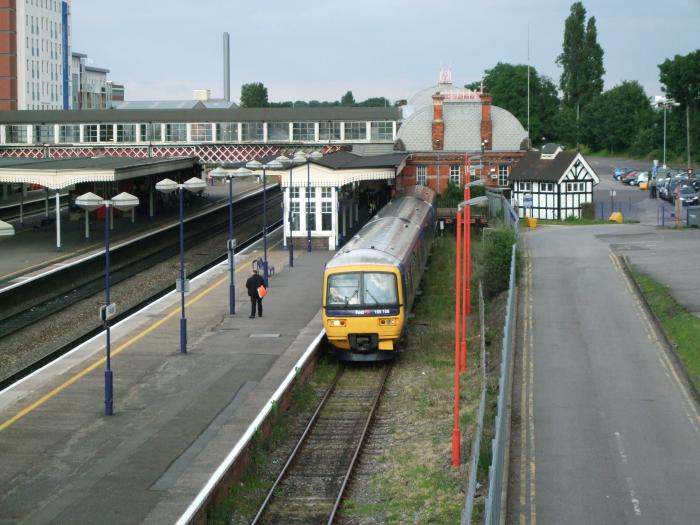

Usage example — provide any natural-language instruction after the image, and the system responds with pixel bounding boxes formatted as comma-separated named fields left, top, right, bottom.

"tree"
left=556, top=2, right=605, bottom=145
left=659, top=50, right=700, bottom=167
left=240, top=83, right=269, bottom=108
left=581, top=81, right=653, bottom=153
left=468, top=63, right=561, bottom=145
left=340, top=91, right=355, bottom=106
left=357, top=97, right=391, bottom=107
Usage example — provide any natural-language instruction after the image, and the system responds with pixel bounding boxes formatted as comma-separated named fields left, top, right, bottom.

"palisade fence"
left=461, top=191, right=519, bottom=524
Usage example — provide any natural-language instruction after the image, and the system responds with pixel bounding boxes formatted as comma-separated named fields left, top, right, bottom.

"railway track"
left=0, top=192, right=281, bottom=389
left=252, top=363, right=390, bottom=525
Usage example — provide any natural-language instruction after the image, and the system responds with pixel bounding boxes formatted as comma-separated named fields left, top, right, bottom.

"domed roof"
left=397, top=99, right=527, bottom=152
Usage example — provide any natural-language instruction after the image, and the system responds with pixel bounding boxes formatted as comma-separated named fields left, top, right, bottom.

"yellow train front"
left=323, top=186, right=435, bottom=362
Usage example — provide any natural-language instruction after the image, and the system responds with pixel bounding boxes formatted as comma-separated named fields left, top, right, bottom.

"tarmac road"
left=509, top=223, right=700, bottom=524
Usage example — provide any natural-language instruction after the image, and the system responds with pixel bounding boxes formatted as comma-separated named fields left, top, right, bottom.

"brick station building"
left=396, top=70, right=528, bottom=194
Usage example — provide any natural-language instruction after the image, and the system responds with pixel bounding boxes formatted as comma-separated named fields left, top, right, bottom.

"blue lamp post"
left=210, top=166, right=253, bottom=314
left=76, top=191, right=139, bottom=416
left=246, top=159, right=283, bottom=287
left=155, top=177, right=207, bottom=354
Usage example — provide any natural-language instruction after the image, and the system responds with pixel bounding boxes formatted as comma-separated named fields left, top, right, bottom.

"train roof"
left=326, top=188, right=435, bottom=270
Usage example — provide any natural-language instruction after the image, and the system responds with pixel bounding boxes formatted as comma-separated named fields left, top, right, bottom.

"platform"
left=0, top=178, right=260, bottom=285
left=0, top=231, right=333, bottom=524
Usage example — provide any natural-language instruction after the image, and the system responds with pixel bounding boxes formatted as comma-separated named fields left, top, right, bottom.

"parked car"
left=666, top=177, right=690, bottom=202
left=630, top=172, right=649, bottom=186
left=614, top=167, right=634, bottom=180
left=621, top=171, right=639, bottom=184
left=658, top=178, right=671, bottom=199
left=689, top=178, right=700, bottom=191
left=676, top=185, right=699, bottom=206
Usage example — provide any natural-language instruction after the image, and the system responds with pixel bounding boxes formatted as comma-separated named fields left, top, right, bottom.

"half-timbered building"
left=510, top=144, right=599, bottom=219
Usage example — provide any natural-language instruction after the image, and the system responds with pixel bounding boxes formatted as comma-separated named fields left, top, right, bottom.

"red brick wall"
left=0, top=0, right=17, bottom=110
left=431, top=94, right=445, bottom=150
left=480, top=94, right=493, bottom=149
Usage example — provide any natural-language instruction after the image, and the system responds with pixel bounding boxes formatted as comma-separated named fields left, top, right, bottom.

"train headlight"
left=379, top=318, right=397, bottom=326
left=329, top=319, right=346, bottom=327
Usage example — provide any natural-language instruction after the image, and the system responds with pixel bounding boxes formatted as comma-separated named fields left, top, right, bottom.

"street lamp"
left=210, top=166, right=253, bottom=315
left=155, top=177, right=207, bottom=354
left=655, top=97, right=680, bottom=168
left=246, top=159, right=283, bottom=286
left=452, top=195, right=488, bottom=466
left=76, top=191, right=139, bottom=416
left=290, top=150, right=323, bottom=252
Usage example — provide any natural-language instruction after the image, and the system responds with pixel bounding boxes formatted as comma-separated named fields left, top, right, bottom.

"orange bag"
left=257, top=285, right=267, bottom=298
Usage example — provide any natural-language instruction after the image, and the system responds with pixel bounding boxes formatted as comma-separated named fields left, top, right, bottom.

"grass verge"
left=629, top=268, right=700, bottom=392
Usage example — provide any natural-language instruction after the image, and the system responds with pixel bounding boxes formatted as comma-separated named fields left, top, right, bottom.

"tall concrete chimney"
left=223, top=32, right=230, bottom=102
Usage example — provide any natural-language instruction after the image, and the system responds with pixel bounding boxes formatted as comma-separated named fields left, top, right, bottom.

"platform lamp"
left=0, top=219, right=15, bottom=237
left=292, top=150, right=324, bottom=252
left=245, top=159, right=283, bottom=287
left=210, top=166, right=253, bottom=315
left=155, top=177, right=207, bottom=354
left=452, top=195, right=488, bottom=465
left=274, top=154, right=303, bottom=268
left=76, top=191, right=139, bottom=416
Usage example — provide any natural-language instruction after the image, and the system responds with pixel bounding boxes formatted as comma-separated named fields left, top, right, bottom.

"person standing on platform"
left=246, top=269, right=266, bottom=318
left=650, top=176, right=657, bottom=199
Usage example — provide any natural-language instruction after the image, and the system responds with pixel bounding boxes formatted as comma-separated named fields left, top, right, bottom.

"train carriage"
left=323, top=186, right=436, bottom=361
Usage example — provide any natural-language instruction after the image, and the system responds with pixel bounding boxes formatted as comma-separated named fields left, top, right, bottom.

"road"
left=509, top=222, right=700, bottom=524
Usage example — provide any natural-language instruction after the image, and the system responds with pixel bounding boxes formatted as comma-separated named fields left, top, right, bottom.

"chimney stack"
left=431, top=93, right=445, bottom=151
left=223, top=32, right=230, bottom=102
left=480, top=93, right=493, bottom=150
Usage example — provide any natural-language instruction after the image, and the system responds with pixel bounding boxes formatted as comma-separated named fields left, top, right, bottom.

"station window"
left=6, top=125, right=28, bottom=143
left=268, top=122, right=290, bottom=141
left=321, top=201, right=333, bottom=231
left=370, top=121, right=393, bottom=140
left=165, top=123, right=186, bottom=142
left=450, top=165, right=460, bottom=185
left=290, top=187, right=300, bottom=199
left=290, top=201, right=300, bottom=231
left=58, top=124, right=79, bottom=143
left=498, top=165, right=509, bottom=187
left=100, top=124, right=114, bottom=142
left=417, top=165, right=427, bottom=186
left=321, top=187, right=333, bottom=199
left=84, top=124, right=98, bottom=142
left=319, top=121, right=341, bottom=141
left=33, top=124, right=54, bottom=143
left=241, top=122, right=263, bottom=142
left=518, top=182, right=531, bottom=192
left=540, top=183, right=554, bottom=192
left=190, top=123, right=212, bottom=142
left=306, top=201, right=316, bottom=231
left=292, top=122, right=315, bottom=141
left=344, top=121, right=365, bottom=140
left=216, top=123, right=238, bottom=142
left=140, top=123, right=162, bottom=142
left=116, top=124, right=136, bottom=142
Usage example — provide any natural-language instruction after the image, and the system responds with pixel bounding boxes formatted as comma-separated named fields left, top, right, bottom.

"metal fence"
left=594, top=199, right=645, bottom=221
left=486, top=189, right=519, bottom=231
left=656, top=203, right=698, bottom=228
left=461, top=284, right=487, bottom=525
left=483, top=243, right=518, bottom=525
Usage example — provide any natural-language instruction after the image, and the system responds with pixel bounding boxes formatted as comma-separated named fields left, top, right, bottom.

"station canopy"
left=0, top=157, right=196, bottom=189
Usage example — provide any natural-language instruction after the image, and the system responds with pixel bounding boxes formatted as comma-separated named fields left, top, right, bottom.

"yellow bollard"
left=609, top=212, right=624, bottom=223
left=525, top=216, right=538, bottom=228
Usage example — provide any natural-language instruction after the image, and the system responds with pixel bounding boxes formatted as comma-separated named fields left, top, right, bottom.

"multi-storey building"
left=0, top=0, right=71, bottom=110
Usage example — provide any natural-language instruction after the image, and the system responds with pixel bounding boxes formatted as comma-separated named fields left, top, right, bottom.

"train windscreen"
left=327, top=272, right=398, bottom=309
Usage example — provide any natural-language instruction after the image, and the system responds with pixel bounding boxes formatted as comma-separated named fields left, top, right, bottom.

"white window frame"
left=417, top=165, right=427, bottom=186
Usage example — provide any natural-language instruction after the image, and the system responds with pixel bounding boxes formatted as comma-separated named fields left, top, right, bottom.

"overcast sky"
left=71, top=0, right=699, bottom=104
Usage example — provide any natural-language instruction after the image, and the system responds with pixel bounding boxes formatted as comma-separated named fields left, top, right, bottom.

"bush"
left=478, top=226, right=518, bottom=299
left=581, top=202, right=595, bottom=219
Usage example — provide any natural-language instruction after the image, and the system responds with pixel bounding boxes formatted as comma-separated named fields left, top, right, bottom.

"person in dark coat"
left=245, top=269, right=265, bottom=318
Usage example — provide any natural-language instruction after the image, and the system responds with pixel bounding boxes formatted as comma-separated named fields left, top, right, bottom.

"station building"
left=396, top=69, right=528, bottom=194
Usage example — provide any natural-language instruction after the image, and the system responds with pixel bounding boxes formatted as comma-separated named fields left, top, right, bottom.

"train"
left=322, top=185, right=436, bottom=361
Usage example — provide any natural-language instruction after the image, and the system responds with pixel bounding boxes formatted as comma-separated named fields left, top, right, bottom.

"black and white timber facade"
left=510, top=144, right=599, bottom=220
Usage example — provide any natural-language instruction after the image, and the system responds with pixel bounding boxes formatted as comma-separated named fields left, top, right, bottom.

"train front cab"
left=323, top=265, right=405, bottom=362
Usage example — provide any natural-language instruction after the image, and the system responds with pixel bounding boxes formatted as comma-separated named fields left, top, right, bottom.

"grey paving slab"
left=0, top=234, right=333, bottom=525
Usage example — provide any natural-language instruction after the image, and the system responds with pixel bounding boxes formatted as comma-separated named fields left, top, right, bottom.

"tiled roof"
left=510, top=151, right=577, bottom=182
left=396, top=103, right=527, bottom=152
